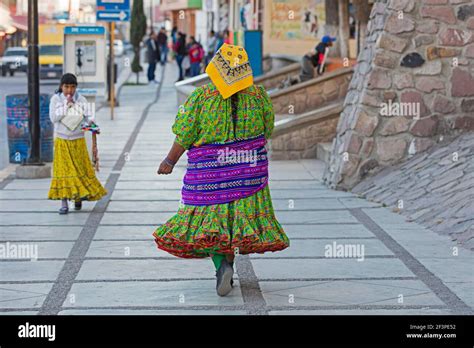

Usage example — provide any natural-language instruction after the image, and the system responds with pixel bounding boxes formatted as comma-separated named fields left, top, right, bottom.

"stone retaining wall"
left=270, top=103, right=344, bottom=160
left=270, top=68, right=354, bottom=115
left=323, top=0, right=474, bottom=190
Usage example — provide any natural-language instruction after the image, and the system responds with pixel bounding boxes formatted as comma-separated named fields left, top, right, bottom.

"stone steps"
left=317, top=142, right=333, bottom=164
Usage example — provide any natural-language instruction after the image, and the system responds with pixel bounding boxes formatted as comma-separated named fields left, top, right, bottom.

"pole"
left=109, top=22, right=115, bottom=120
left=27, top=0, right=41, bottom=164
left=150, top=0, right=154, bottom=31
left=338, top=0, right=350, bottom=59
left=68, top=0, right=72, bottom=20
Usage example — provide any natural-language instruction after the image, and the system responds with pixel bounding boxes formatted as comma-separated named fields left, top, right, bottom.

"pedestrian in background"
left=153, top=44, right=289, bottom=297
left=146, top=31, right=160, bottom=84
left=205, top=30, right=217, bottom=66
left=174, top=31, right=187, bottom=82
left=299, top=48, right=318, bottom=83
left=157, top=27, right=168, bottom=66
left=188, top=37, right=204, bottom=77
left=215, top=29, right=230, bottom=53
left=48, top=73, right=107, bottom=214
left=314, top=35, right=336, bottom=75
left=171, top=26, right=178, bottom=45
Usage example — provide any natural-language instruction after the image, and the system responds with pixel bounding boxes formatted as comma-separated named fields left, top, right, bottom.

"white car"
left=0, top=47, right=28, bottom=76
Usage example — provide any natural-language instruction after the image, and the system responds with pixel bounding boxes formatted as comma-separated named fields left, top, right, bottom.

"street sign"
left=97, top=0, right=130, bottom=11
left=96, top=0, right=130, bottom=22
left=96, top=10, right=130, bottom=22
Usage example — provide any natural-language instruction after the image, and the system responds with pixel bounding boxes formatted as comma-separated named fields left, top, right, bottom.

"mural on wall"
left=270, top=0, right=326, bottom=40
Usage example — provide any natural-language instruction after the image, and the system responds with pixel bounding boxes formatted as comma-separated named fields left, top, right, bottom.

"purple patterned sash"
left=182, top=135, right=269, bottom=205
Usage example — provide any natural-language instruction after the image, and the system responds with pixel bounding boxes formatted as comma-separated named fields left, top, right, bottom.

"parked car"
left=39, top=44, right=63, bottom=80
left=0, top=47, right=28, bottom=77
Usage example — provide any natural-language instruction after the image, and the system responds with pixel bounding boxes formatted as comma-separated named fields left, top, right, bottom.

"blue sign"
left=244, top=31, right=263, bottom=77
left=64, top=26, right=106, bottom=35
left=96, top=0, right=130, bottom=22
left=97, top=10, right=130, bottom=22
left=97, top=0, right=130, bottom=11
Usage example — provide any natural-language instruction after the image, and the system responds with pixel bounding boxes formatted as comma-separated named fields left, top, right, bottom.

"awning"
left=0, top=3, right=46, bottom=35
left=0, top=4, right=15, bottom=34
left=160, top=0, right=202, bottom=11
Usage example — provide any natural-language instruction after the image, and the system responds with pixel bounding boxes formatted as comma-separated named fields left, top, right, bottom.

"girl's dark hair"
left=56, top=73, right=78, bottom=94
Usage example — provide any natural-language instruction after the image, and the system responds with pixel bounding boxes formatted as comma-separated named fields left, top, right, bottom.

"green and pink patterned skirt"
left=153, top=136, right=290, bottom=258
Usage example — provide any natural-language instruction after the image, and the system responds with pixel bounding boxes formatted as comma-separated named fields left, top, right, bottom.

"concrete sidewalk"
left=0, top=63, right=472, bottom=315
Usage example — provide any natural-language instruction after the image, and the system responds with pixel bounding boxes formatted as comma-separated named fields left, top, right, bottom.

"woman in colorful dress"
left=48, top=73, right=107, bottom=214
left=153, top=44, right=289, bottom=296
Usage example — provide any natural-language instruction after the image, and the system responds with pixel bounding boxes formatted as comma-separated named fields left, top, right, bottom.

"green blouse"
left=172, top=82, right=274, bottom=150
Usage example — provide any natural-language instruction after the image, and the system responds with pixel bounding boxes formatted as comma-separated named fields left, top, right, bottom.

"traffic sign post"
left=96, top=0, right=130, bottom=120
left=97, top=10, right=130, bottom=22
left=96, top=0, right=130, bottom=22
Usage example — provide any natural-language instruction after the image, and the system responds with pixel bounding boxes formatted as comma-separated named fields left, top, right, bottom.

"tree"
left=130, top=0, right=147, bottom=84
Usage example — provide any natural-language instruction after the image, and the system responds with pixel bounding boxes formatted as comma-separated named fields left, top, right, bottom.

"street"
left=0, top=63, right=472, bottom=316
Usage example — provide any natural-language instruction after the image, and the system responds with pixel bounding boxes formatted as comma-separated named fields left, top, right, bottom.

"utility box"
left=63, top=26, right=107, bottom=99
left=63, top=26, right=107, bottom=159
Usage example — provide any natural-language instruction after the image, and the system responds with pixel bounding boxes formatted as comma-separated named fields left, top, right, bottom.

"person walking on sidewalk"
left=188, top=37, right=204, bottom=77
left=157, top=27, right=168, bottom=66
left=146, top=31, right=160, bottom=84
left=48, top=73, right=107, bottom=214
left=153, top=44, right=290, bottom=297
left=174, top=32, right=187, bottom=82
left=205, top=30, right=217, bottom=66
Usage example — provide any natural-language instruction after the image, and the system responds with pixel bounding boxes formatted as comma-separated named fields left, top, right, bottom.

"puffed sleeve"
left=49, top=94, right=65, bottom=123
left=258, top=85, right=274, bottom=140
left=172, top=87, right=203, bottom=150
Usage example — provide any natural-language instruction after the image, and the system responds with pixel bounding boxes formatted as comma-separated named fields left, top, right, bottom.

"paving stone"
left=251, top=258, right=415, bottom=279
left=94, top=225, right=157, bottom=240
left=0, top=226, right=82, bottom=241
left=0, top=212, right=89, bottom=226
left=250, top=239, right=393, bottom=258
left=0, top=283, right=53, bottom=309
left=260, top=279, right=443, bottom=307
left=87, top=240, right=168, bottom=258
left=282, top=224, right=374, bottom=239
left=274, top=210, right=359, bottom=224
left=0, top=261, right=64, bottom=281
left=268, top=308, right=452, bottom=315
left=58, top=309, right=247, bottom=315
left=63, top=280, right=243, bottom=308
left=76, top=259, right=217, bottom=281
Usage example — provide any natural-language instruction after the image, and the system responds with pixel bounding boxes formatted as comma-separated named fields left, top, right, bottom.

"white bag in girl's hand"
left=61, top=103, right=84, bottom=131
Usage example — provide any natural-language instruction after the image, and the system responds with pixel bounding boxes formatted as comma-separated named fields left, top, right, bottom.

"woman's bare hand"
left=157, top=160, right=173, bottom=175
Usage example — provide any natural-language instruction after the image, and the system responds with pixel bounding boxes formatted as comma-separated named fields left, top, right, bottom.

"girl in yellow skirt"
left=48, top=73, right=107, bottom=214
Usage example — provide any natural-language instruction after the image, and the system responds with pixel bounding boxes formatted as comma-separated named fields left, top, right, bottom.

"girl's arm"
left=157, top=140, right=186, bottom=175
